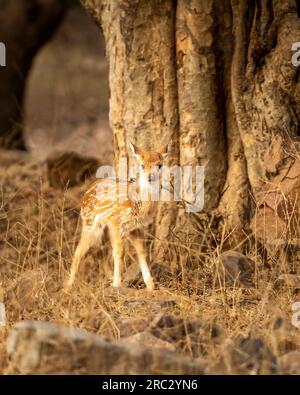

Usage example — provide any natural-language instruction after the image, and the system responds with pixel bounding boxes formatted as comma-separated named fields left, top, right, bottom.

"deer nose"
left=148, top=174, right=156, bottom=182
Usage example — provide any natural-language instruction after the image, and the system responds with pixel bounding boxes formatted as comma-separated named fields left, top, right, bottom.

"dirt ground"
left=0, top=6, right=300, bottom=375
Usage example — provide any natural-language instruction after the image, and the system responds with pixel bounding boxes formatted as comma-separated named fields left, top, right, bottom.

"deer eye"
left=158, top=164, right=162, bottom=170
left=141, top=164, right=145, bottom=170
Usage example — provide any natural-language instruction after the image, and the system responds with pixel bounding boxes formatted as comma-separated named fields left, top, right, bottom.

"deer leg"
left=66, top=226, right=94, bottom=289
left=131, top=231, right=154, bottom=291
left=109, top=223, right=124, bottom=287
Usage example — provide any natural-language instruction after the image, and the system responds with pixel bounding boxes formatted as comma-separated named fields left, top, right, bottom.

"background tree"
left=80, top=0, right=300, bottom=260
left=0, top=0, right=69, bottom=150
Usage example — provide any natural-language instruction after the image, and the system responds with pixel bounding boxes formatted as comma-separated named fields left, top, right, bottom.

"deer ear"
left=159, top=141, right=172, bottom=158
left=130, top=143, right=143, bottom=161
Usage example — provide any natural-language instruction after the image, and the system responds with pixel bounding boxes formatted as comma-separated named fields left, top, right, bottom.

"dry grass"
left=0, top=6, right=299, bottom=375
left=0, top=157, right=299, bottom=374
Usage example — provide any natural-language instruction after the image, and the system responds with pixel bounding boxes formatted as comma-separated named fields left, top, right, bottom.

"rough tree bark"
left=81, top=0, right=300, bottom=260
left=82, top=0, right=180, bottom=263
left=0, top=0, right=68, bottom=150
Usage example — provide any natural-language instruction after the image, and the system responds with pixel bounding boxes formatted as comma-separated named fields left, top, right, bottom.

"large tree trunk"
left=82, top=0, right=180, bottom=263
left=0, top=0, right=68, bottom=150
left=81, top=0, right=300, bottom=260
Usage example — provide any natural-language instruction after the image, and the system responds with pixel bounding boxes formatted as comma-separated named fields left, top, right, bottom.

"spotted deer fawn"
left=66, top=142, right=171, bottom=290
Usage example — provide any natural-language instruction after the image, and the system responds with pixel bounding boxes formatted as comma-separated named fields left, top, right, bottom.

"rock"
left=7, top=321, right=204, bottom=374
left=47, top=151, right=100, bottom=189
left=251, top=205, right=288, bottom=248
left=150, top=314, right=222, bottom=357
left=279, top=351, right=300, bottom=374
left=119, top=332, right=176, bottom=352
left=251, top=179, right=300, bottom=249
left=215, top=250, right=255, bottom=287
left=116, top=317, right=151, bottom=337
left=10, top=270, right=45, bottom=310
left=222, top=337, right=277, bottom=374
left=270, top=314, right=300, bottom=353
